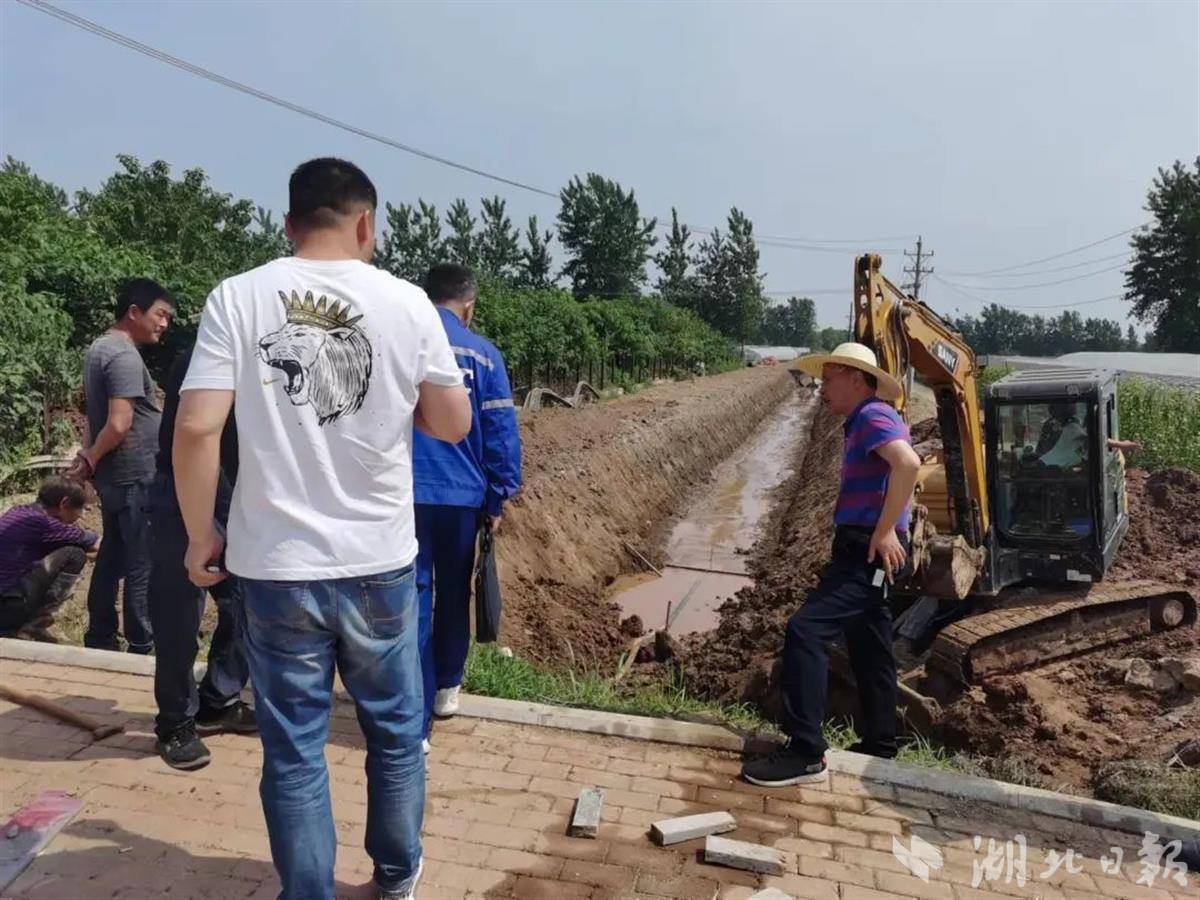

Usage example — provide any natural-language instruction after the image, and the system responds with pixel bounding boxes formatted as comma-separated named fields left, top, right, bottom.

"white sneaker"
left=422, top=738, right=431, bottom=755
left=377, top=857, right=422, bottom=899
left=433, top=685, right=460, bottom=717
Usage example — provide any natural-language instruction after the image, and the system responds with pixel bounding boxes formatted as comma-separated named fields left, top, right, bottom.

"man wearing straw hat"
left=743, top=342, right=921, bottom=786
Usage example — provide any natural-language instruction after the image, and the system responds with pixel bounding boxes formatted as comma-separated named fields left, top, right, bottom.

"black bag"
left=474, top=519, right=502, bottom=643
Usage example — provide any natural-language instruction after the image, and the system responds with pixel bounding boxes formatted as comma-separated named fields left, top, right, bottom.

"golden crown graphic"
left=277, top=290, right=362, bottom=330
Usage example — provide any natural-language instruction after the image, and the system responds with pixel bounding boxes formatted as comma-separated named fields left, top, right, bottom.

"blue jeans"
left=240, top=567, right=424, bottom=900
left=415, top=504, right=479, bottom=737
left=84, top=479, right=154, bottom=653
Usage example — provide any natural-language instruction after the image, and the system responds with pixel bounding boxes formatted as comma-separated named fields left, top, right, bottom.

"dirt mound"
left=1112, top=467, right=1200, bottom=591
left=936, top=627, right=1200, bottom=789
left=909, top=415, right=942, bottom=458
left=496, top=367, right=795, bottom=667
left=679, top=403, right=843, bottom=703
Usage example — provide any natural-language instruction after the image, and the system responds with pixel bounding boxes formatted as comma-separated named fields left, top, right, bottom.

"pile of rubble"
left=1107, top=655, right=1200, bottom=694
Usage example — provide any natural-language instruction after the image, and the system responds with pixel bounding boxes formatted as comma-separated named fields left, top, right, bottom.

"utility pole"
left=903, top=236, right=934, bottom=299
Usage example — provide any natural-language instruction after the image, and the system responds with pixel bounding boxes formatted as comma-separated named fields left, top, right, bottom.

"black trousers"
left=779, top=526, right=906, bottom=759
left=146, top=475, right=249, bottom=740
left=0, top=546, right=87, bottom=632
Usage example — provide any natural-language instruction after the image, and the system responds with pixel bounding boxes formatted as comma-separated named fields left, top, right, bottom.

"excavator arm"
left=852, top=253, right=990, bottom=595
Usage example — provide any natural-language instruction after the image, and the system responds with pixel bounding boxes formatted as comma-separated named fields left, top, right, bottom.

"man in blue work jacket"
left=413, top=263, right=522, bottom=749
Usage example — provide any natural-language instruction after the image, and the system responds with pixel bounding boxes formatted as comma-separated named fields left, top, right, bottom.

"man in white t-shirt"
left=174, top=158, right=470, bottom=900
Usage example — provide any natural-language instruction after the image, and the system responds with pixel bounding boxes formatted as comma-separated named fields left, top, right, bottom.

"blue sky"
left=2, top=0, right=1197, bottom=328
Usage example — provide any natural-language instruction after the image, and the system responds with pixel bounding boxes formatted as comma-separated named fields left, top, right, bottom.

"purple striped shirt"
left=0, top=504, right=98, bottom=593
left=834, top=397, right=912, bottom=532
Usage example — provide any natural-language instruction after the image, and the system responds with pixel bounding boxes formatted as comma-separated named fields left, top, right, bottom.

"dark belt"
left=831, top=525, right=910, bottom=563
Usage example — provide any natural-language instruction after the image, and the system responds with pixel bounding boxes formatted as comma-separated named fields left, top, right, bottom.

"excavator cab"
left=982, top=368, right=1127, bottom=589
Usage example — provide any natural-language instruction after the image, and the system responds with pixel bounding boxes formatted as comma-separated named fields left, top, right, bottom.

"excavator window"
left=993, top=401, right=1093, bottom=540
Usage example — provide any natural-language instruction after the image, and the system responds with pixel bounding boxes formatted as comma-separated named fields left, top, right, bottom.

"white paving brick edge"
left=2, top=637, right=1196, bottom=840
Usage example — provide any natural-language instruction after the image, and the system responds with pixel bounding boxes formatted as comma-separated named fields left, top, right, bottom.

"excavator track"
left=928, top=580, right=1197, bottom=684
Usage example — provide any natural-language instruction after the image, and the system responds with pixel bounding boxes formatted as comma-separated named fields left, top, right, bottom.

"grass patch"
left=463, top=643, right=768, bottom=732
left=822, top=719, right=977, bottom=775
left=1118, top=377, right=1200, bottom=472
left=1092, top=761, right=1200, bottom=820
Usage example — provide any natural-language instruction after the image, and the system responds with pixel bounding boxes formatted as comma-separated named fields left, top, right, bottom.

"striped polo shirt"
left=834, top=397, right=912, bottom=533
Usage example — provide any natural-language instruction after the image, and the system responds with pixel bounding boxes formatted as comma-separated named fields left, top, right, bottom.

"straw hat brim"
left=791, top=353, right=904, bottom=402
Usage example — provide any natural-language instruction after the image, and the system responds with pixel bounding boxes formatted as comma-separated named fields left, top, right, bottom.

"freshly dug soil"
left=1112, top=467, right=1200, bottom=593
left=684, top=403, right=1200, bottom=796
left=495, top=366, right=796, bottom=667
left=42, top=367, right=795, bottom=658
left=935, top=626, right=1200, bottom=791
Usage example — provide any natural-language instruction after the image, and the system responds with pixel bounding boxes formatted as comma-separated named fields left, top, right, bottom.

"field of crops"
left=1119, top=377, right=1200, bottom=472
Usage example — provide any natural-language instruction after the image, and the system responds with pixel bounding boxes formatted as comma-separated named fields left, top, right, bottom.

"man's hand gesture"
left=185, top=527, right=227, bottom=588
left=868, top=527, right=906, bottom=582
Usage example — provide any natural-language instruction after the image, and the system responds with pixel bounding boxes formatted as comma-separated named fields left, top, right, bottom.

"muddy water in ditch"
left=613, top=389, right=815, bottom=634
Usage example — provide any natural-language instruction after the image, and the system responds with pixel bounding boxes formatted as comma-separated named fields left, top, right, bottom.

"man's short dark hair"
left=38, top=475, right=91, bottom=510
left=115, top=278, right=173, bottom=321
left=288, top=157, right=377, bottom=231
left=424, top=263, right=477, bottom=303
left=863, top=371, right=878, bottom=390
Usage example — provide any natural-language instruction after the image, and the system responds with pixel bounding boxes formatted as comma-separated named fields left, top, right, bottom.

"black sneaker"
left=741, top=743, right=828, bottom=787
left=845, top=742, right=897, bottom=760
left=195, top=700, right=258, bottom=735
left=156, top=723, right=211, bottom=771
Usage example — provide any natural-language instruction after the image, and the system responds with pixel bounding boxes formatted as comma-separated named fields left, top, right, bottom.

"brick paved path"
left=0, top=658, right=1194, bottom=899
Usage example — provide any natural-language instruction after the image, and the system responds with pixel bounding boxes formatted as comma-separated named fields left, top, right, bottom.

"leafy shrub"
left=1118, top=377, right=1200, bottom=472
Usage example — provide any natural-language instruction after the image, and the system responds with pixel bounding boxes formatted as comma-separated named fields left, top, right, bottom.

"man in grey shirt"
left=72, top=278, right=174, bottom=653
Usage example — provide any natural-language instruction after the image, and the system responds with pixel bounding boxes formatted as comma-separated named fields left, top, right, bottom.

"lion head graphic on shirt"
left=258, top=290, right=373, bottom=426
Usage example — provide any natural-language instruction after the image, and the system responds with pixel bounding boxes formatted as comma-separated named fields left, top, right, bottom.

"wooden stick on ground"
left=0, top=683, right=123, bottom=741
left=621, top=540, right=663, bottom=577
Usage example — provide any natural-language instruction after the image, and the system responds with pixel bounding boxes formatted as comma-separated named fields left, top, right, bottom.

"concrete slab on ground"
left=0, top=648, right=1196, bottom=899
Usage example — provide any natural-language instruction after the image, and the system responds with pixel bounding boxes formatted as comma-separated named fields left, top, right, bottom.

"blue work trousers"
left=415, top=504, right=479, bottom=737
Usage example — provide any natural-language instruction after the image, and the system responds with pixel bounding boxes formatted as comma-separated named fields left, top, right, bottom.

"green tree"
left=1049, top=310, right=1086, bottom=353
left=1, top=156, right=284, bottom=463
left=693, top=208, right=766, bottom=347
left=758, top=296, right=816, bottom=346
left=519, top=215, right=554, bottom=289
left=1125, top=324, right=1140, bottom=351
left=376, top=200, right=444, bottom=283
left=655, top=208, right=697, bottom=311
left=814, top=326, right=848, bottom=351
left=725, top=208, right=766, bottom=346
left=477, top=196, right=522, bottom=281
left=1082, top=316, right=1123, bottom=351
left=557, top=174, right=656, bottom=299
left=73, top=155, right=286, bottom=361
left=444, top=198, right=478, bottom=269
left=1125, top=158, right=1200, bottom=351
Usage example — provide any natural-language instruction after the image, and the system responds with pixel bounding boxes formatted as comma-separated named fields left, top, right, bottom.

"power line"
left=946, top=223, right=1149, bottom=276
left=942, top=261, right=1127, bottom=292
left=22, top=0, right=909, bottom=257
left=942, top=249, right=1130, bottom=279
left=762, top=288, right=847, bottom=296
left=931, top=276, right=1123, bottom=310
left=16, top=0, right=562, bottom=198
left=677, top=223, right=906, bottom=253
left=1006, top=294, right=1122, bottom=310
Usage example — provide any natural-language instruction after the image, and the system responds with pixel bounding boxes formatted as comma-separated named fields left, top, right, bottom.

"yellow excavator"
left=837, top=253, right=1195, bottom=690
